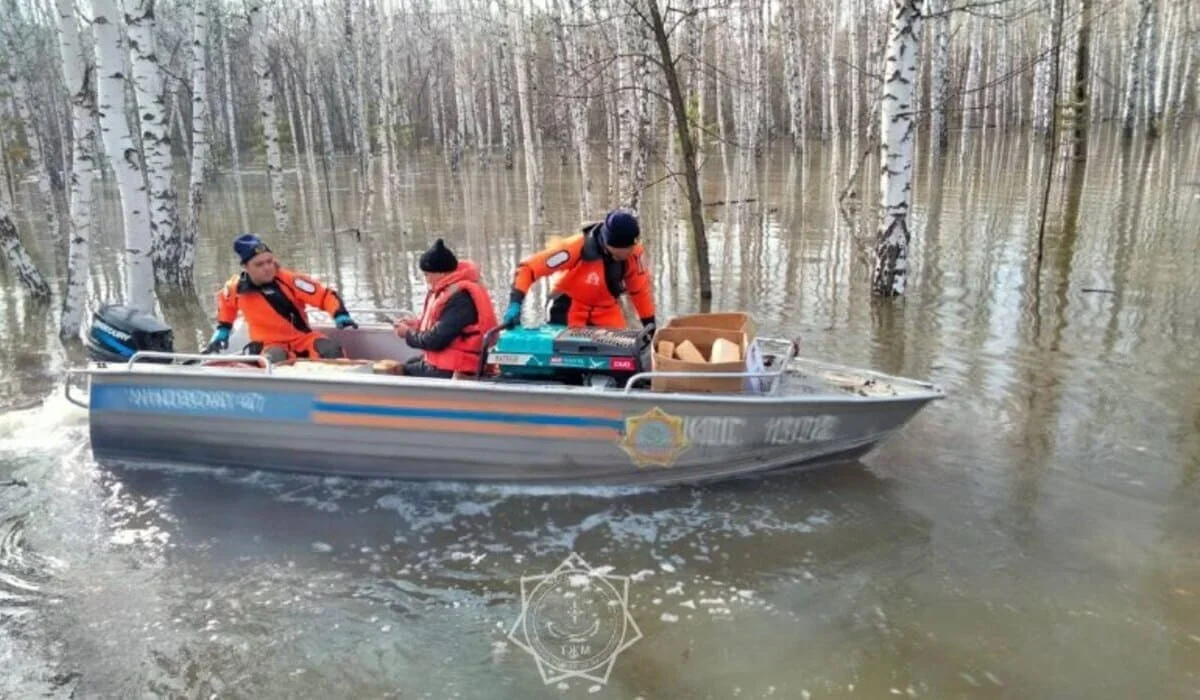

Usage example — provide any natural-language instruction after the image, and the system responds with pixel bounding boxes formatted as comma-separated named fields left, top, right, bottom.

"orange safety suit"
left=216, top=268, right=348, bottom=359
left=415, top=261, right=500, bottom=375
left=510, top=225, right=655, bottom=328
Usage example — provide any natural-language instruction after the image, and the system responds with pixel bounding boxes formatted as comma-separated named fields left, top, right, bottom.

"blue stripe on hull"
left=311, top=401, right=625, bottom=430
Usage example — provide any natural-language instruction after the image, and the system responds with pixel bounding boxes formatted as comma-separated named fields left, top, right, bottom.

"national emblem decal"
left=619, top=407, right=690, bottom=468
left=293, top=277, right=317, bottom=294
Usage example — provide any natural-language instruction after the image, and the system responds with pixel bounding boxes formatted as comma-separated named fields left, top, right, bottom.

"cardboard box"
left=650, top=327, right=749, bottom=393
left=663, top=312, right=757, bottom=340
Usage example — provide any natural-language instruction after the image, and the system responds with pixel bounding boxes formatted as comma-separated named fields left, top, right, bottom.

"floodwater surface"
left=1, top=128, right=1200, bottom=698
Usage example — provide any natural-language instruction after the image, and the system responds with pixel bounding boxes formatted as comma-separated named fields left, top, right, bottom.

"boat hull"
left=84, top=368, right=938, bottom=486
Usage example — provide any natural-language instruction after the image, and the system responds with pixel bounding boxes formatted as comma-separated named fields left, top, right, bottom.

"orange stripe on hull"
left=317, top=392, right=624, bottom=419
left=312, top=411, right=620, bottom=441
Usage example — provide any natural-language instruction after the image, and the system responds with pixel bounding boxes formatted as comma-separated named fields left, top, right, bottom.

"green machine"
left=482, top=325, right=653, bottom=388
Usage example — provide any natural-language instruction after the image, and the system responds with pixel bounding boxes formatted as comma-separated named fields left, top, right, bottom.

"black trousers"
left=403, top=356, right=454, bottom=379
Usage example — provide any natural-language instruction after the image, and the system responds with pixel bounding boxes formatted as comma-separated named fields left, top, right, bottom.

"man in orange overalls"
left=204, top=234, right=358, bottom=362
left=502, top=209, right=656, bottom=331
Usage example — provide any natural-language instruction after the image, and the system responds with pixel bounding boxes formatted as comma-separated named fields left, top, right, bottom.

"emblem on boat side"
left=507, top=553, right=643, bottom=686
left=619, top=407, right=690, bottom=467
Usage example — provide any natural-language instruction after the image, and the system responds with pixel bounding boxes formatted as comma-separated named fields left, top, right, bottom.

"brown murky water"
left=2, top=127, right=1200, bottom=697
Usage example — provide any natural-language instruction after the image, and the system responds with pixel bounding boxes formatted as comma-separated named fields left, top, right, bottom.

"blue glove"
left=204, top=326, right=230, bottom=353
left=502, top=301, right=522, bottom=328
left=334, top=313, right=358, bottom=329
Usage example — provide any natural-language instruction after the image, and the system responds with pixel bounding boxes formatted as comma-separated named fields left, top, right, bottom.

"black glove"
left=203, top=327, right=230, bottom=354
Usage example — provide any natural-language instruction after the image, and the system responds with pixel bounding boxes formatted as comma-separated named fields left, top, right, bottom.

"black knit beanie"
left=419, top=238, right=459, bottom=273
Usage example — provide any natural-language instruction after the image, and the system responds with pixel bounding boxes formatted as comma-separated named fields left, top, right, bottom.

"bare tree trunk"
left=511, top=0, right=543, bottom=233
left=182, top=0, right=210, bottom=285
left=873, top=0, right=922, bottom=297
left=1142, top=0, right=1159, bottom=138
left=5, top=72, right=61, bottom=248
left=646, top=0, right=711, bottom=301
left=1070, top=0, right=1091, bottom=161
left=125, top=0, right=181, bottom=286
left=0, top=201, right=52, bottom=299
left=94, top=0, right=156, bottom=311
left=560, top=0, right=593, bottom=216
left=1122, top=0, right=1151, bottom=139
left=376, top=0, right=396, bottom=228
left=929, top=0, right=949, bottom=154
left=248, top=0, right=289, bottom=235
left=495, top=5, right=516, bottom=171
left=56, top=0, right=98, bottom=335
left=219, top=6, right=249, bottom=231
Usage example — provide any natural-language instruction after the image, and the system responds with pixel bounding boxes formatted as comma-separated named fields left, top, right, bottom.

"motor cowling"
left=84, top=304, right=174, bottom=363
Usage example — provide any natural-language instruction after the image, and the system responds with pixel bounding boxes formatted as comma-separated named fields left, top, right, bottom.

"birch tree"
left=182, top=0, right=209, bottom=283
left=56, top=0, right=98, bottom=337
left=125, top=0, right=182, bottom=285
left=873, top=0, right=922, bottom=297
left=247, top=0, right=289, bottom=235
left=4, top=70, right=61, bottom=248
left=93, top=0, right=156, bottom=312
left=0, top=200, right=52, bottom=299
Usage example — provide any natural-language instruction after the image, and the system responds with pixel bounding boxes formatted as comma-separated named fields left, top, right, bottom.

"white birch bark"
left=125, top=0, right=180, bottom=285
left=494, top=6, right=516, bottom=171
left=182, top=0, right=209, bottom=283
left=561, top=0, right=593, bottom=216
left=511, top=0, right=543, bottom=232
left=929, top=0, right=949, bottom=153
left=629, top=20, right=652, bottom=210
left=873, top=0, right=922, bottom=297
left=56, top=0, right=97, bottom=335
left=5, top=73, right=61, bottom=248
left=285, top=77, right=311, bottom=232
left=825, top=5, right=837, bottom=138
left=219, top=7, right=249, bottom=231
left=1142, top=0, right=1159, bottom=137
left=94, top=0, right=156, bottom=311
left=0, top=200, right=52, bottom=299
left=376, top=0, right=396, bottom=227
left=1122, top=0, right=1150, bottom=138
left=248, top=0, right=288, bottom=235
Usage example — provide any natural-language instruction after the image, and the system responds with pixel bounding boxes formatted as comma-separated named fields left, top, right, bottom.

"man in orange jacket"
left=394, top=239, right=499, bottom=378
left=503, top=209, right=656, bottom=331
left=204, top=234, right=358, bottom=362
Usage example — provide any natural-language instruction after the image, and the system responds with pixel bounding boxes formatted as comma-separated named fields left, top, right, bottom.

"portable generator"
left=84, top=304, right=175, bottom=363
left=485, top=325, right=652, bottom=388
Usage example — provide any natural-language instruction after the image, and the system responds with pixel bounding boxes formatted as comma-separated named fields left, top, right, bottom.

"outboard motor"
left=84, top=304, right=175, bottom=363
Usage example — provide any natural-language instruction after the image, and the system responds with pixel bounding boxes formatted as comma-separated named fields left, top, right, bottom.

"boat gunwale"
left=68, top=360, right=946, bottom=408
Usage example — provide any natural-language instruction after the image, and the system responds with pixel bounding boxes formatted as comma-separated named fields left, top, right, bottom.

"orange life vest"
left=511, top=227, right=655, bottom=324
left=216, top=267, right=345, bottom=345
left=418, top=262, right=500, bottom=375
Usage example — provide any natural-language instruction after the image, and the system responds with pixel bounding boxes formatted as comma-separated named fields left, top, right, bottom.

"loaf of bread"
left=710, top=338, right=741, bottom=363
left=657, top=340, right=676, bottom=359
left=674, top=340, right=706, bottom=363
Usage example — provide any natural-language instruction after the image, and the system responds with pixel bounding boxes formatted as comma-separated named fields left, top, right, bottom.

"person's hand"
left=334, top=313, right=358, bottom=329
left=502, top=301, right=522, bottom=328
left=204, top=327, right=230, bottom=354
left=393, top=318, right=418, bottom=336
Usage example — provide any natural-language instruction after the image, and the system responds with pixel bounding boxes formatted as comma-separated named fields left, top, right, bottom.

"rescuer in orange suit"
left=393, top=238, right=499, bottom=379
left=204, top=234, right=358, bottom=362
left=502, top=209, right=656, bottom=331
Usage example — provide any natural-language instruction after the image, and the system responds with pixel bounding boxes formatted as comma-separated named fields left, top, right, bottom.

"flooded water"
left=2, top=127, right=1200, bottom=697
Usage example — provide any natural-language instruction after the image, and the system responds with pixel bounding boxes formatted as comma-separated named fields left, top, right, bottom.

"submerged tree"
left=56, top=0, right=98, bottom=338
left=872, top=0, right=922, bottom=297
left=125, top=0, right=183, bottom=285
left=0, top=200, right=52, bottom=299
left=93, top=0, right=157, bottom=312
left=248, top=0, right=289, bottom=235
